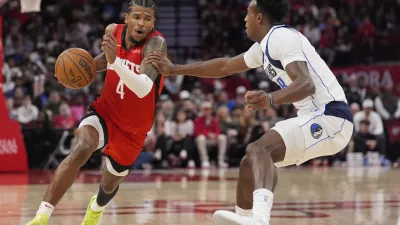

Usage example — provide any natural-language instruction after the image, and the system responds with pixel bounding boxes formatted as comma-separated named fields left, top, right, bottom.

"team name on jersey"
left=265, top=63, right=278, bottom=80
left=108, top=58, right=140, bottom=74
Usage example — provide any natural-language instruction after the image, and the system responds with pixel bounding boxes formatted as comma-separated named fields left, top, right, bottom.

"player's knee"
left=240, top=155, right=251, bottom=169
left=69, top=142, right=94, bottom=166
left=196, top=135, right=206, bottom=142
left=245, top=142, right=264, bottom=156
left=217, top=134, right=227, bottom=141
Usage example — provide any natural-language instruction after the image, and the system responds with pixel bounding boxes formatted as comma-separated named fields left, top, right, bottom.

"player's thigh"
left=103, top=130, right=147, bottom=176
left=78, top=113, right=107, bottom=151
left=298, top=115, right=353, bottom=165
left=272, top=114, right=353, bottom=168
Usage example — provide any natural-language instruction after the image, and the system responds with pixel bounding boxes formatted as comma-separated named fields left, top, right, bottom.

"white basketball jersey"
left=244, top=25, right=347, bottom=116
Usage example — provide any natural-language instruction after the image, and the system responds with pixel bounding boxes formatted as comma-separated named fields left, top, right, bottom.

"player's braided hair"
left=256, top=0, right=289, bottom=23
left=127, top=0, right=157, bottom=14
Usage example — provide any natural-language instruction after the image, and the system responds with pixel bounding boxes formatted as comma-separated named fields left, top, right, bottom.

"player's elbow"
left=303, top=79, right=316, bottom=96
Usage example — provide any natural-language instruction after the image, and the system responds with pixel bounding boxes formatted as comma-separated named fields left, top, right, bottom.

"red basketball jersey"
left=92, top=24, right=164, bottom=134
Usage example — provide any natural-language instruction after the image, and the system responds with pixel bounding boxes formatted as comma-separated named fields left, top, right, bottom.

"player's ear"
left=124, top=13, right=128, bottom=23
left=257, top=13, right=263, bottom=25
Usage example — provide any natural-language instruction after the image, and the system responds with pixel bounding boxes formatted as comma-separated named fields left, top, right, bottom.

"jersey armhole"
left=112, top=24, right=120, bottom=36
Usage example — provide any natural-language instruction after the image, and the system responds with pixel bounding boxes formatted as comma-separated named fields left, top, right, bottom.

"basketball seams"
left=61, top=57, right=76, bottom=89
left=68, top=51, right=96, bottom=74
left=64, top=54, right=90, bottom=84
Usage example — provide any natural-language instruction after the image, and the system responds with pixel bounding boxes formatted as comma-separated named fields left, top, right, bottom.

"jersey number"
left=116, top=80, right=125, bottom=99
left=277, top=77, right=287, bottom=89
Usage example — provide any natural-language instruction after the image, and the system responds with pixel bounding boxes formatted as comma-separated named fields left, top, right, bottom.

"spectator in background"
left=165, top=109, right=195, bottom=168
left=258, top=81, right=270, bottom=94
left=164, top=75, right=184, bottom=97
left=350, top=102, right=361, bottom=117
left=160, top=100, right=174, bottom=120
left=6, top=98, right=18, bottom=120
left=44, top=91, right=64, bottom=116
left=266, top=107, right=284, bottom=127
left=194, top=102, right=228, bottom=168
left=356, top=15, right=376, bottom=63
left=304, top=19, right=321, bottom=47
left=353, top=99, right=387, bottom=164
left=344, top=74, right=363, bottom=107
left=148, top=112, right=168, bottom=168
left=235, top=86, right=247, bottom=108
left=70, top=95, right=86, bottom=122
left=29, top=111, right=58, bottom=168
left=238, top=107, right=257, bottom=146
left=12, top=86, right=25, bottom=108
left=53, top=104, right=76, bottom=129
left=375, top=83, right=400, bottom=163
left=354, top=120, right=378, bottom=155
left=217, top=106, right=239, bottom=148
left=16, top=95, right=38, bottom=126
left=374, top=84, right=400, bottom=120
left=217, top=91, right=236, bottom=112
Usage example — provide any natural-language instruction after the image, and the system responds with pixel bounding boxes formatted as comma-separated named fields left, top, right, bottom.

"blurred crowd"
left=1, top=0, right=400, bottom=169
left=199, top=0, right=400, bottom=66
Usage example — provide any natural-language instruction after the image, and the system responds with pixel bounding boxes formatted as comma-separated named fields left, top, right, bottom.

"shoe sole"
left=213, top=211, right=245, bottom=225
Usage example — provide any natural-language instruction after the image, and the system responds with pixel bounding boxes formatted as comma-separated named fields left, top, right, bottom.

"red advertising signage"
left=0, top=16, right=28, bottom=172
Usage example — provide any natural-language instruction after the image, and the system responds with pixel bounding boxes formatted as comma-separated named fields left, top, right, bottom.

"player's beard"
left=129, top=35, right=147, bottom=46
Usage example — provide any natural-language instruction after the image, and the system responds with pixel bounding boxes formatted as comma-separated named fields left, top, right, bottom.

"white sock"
left=90, top=198, right=106, bottom=213
left=37, top=201, right=54, bottom=218
left=235, top=205, right=252, bottom=217
left=252, top=189, right=274, bottom=221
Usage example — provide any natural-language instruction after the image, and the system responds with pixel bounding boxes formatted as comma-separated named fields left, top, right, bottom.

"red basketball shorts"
left=78, top=107, right=146, bottom=175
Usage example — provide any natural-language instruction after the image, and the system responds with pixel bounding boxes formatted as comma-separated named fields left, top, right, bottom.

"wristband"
left=266, top=93, right=273, bottom=106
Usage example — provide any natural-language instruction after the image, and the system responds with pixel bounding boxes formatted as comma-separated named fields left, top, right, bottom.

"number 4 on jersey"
left=116, top=80, right=125, bottom=99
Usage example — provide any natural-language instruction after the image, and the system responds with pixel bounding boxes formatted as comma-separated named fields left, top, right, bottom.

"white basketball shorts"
left=272, top=101, right=354, bottom=168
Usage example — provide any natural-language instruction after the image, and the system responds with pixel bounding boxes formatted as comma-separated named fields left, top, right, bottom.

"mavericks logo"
left=310, top=123, right=323, bottom=139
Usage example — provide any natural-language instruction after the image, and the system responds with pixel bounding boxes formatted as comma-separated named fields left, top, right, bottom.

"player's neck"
left=254, top=24, right=272, bottom=43
left=124, top=33, right=136, bottom=49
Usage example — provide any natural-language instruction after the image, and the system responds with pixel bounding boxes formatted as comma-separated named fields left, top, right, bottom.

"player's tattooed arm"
left=94, top=53, right=108, bottom=72
left=140, top=36, right=168, bottom=81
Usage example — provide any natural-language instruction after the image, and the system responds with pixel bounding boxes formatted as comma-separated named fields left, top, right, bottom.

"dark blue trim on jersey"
left=299, top=101, right=352, bottom=128
left=301, top=51, right=336, bottom=102
left=324, top=101, right=353, bottom=123
left=265, top=25, right=292, bottom=71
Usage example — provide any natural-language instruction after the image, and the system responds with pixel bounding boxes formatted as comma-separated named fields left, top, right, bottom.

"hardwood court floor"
left=0, top=167, right=399, bottom=225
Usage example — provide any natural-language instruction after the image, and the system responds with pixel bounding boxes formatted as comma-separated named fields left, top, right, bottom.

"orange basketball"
left=55, top=48, right=96, bottom=89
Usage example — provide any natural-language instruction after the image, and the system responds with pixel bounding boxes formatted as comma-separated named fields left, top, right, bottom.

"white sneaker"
left=201, top=160, right=210, bottom=168
left=213, top=210, right=269, bottom=225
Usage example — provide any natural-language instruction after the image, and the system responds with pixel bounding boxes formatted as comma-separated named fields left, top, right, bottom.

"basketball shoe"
left=81, top=195, right=104, bottom=225
left=25, top=214, right=49, bottom=225
left=213, top=210, right=269, bottom=225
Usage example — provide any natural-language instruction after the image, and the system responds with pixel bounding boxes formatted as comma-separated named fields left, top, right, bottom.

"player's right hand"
left=144, top=51, right=175, bottom=75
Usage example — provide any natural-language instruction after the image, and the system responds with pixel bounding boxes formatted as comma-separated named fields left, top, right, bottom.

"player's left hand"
left=245, top=90, right=271, bottom=111
left=102, top=34, right=118, bottom=64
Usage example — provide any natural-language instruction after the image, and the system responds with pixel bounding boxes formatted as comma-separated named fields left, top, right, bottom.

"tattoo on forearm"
left=95, top=53, right=108, bottom=72
left=140, top=36, right=168, bottom=81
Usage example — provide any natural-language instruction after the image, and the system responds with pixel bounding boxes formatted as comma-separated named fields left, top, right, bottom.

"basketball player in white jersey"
left=144, top=0, right=353, bottom=224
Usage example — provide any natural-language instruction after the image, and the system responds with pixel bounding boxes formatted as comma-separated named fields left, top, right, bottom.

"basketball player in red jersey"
left=26, top=1, right=167, bottom=225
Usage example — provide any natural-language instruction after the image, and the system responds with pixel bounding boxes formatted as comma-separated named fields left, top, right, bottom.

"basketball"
left=55, top=48, right=96, bottom=89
